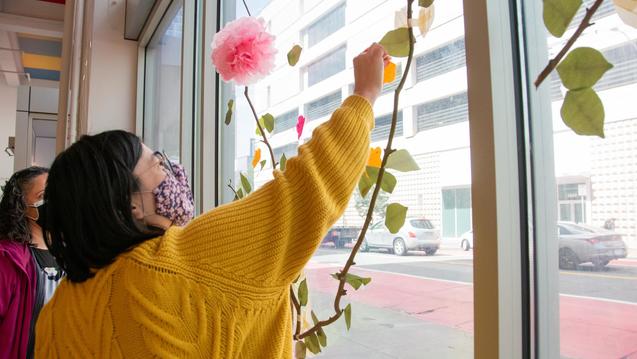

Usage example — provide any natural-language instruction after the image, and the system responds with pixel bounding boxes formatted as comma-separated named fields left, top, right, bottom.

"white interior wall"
left=0, top=82, right=17, bottom=183
left=86, top=0, right=137, bottom=134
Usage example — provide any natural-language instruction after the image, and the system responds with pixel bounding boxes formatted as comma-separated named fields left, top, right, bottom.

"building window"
left=143, top=3, right=183, bottom=161
left=307, top=46, right=346, bottom=87
left=442, top=187, right=472, bottom=238
left=550, top=72, right=563, bottom=100
left=273, top=142, right=298, bottom=160
left=558, top=183, right=588, bottom=224
left=382, top=63, right=403, bottom=94
left=415, top=92, right=468, bottom=133
left=304, top=91, right=342, bottom=121
left=568, top=0, right=616, bottom=30
left=595, top=40, right=637, bottom=92
left=273, top=109, right=299, bottom=134
left=306, top=4, right=346, bottom=47
left=415, top=37, right=466, bottom=83
left=371, top=111, right=403, bottom=142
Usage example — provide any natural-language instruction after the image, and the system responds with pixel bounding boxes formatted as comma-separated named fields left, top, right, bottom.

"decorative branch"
left=295, top=0, right=417, bottom=341
left=290, top=286, right=302, bottom=337
left=244, top=86, right=278, bottom=168
left=242, top=0, right=252, bottom=16
left=227, top=180, right=240, bottom=198
left=534, top=0, right=605, bottom=87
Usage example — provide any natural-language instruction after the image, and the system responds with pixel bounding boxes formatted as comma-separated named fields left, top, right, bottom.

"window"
left=595, top=40, right=637, bottom=92
left=415, top=37, right=465, bottom=83
left=273, top=109, right=299, bottom=134
left=307, top=46, right=346, bottom=87
left=143, top=2, right=184, bottom=161
left=305, top=4, right=345, bottom=47
left=304, top=91, right=342, bottom=120
left=415, top=92, right=468, bottom=132
left=371, top=111, right=403, bottom=142
left=567, top=0, right=616, bottom=30
left=557, top=183, right=588, bottom=223
left=218, top=1, right=473, bottom=357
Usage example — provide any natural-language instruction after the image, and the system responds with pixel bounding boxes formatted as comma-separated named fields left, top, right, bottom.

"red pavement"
left=305, top=267, right=637, bottom=359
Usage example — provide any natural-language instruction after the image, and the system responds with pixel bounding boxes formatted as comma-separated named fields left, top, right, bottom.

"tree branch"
left=296, top=0, right=417, bottom=341
left=242, top=0, right=252, bottom=16
left=534, top=0, right=605, bottom=87
left=244, top=86, right=278, bottom=169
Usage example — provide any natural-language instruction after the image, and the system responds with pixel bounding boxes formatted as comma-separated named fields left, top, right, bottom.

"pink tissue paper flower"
left=296, top=115, right=306, bottom=139
left=211, top=17, right=277, bottom=86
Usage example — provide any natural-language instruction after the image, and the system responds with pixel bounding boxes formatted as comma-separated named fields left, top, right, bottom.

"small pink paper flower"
left=296, top=115, right=306, bottom=139
left=211, top=17, right=276, bottom=86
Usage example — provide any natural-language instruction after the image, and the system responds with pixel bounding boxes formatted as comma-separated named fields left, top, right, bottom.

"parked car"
left=460, top=230, right=473, bottom=251
left=361, top=218, right=440, bottom=256
left=558, top=221, right=627, bottom=269
left=322, top=226, right=360, bottom=248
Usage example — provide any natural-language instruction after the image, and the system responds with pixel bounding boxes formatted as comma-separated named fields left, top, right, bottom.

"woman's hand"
left=353, top=43, right=390, bottom=106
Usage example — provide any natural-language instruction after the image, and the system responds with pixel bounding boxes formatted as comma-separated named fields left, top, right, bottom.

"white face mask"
left=26, top=199, right=45, bottom=221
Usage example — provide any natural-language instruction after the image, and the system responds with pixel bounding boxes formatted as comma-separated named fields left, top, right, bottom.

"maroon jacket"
left=0, top=240, right=36, bottom=359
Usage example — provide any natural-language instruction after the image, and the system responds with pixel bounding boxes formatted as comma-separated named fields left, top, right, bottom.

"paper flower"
left=613, top=0, right=637, bottom=28
left=367, top=147, right=382, bottom=168
left=211, top=17, right=277, bottom=86
left=393, top=5, right=435, bottom=37
left=296, top=115, right=306, bottom=139
left=252, top=148, right=262, bottom=168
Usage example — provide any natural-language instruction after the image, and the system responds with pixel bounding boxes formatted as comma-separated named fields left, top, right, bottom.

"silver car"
left=558, top=221, right=627, bottom=269
left=361, top=218, right=441, bottom=256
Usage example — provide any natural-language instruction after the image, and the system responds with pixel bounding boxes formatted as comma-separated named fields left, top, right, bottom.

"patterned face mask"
left=150, top=152, right=195, bottom=226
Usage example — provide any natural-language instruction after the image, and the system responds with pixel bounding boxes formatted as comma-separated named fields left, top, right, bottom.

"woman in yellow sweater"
left=35, top=43, right=387, bottom=357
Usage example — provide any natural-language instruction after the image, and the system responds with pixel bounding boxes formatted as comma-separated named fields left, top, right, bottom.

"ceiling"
left=0, top=0, right=64, bottom=86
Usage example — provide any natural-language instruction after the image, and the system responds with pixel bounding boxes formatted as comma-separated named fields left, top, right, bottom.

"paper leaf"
left=386, top=149, right=420, bottom=172
left=383, top=62, right=397, bottom=84
left=419, top=0, right=434, bottom=7
left=379, top=28, right=411, bottom=57
left=251, top=148, right=261, bottom=168
left=311, top=310, right=319, bottom=325
left=255, top=114, right=275, bottom=136
left=317, top=327, right=327, bottom=347
left=358, top=170, right=375, bottom=198
left=296, top=115, right=306, bottom=139
left=305, top=333, right=321, bottom=354
left=295, top=341, right=307, bottom=359
left=344, top=273, right=372, bottom=290
left=240, top=173, right=251, bottom=194
left=418, top=5, right=435, bottom=37
left=561, top=88, right=605, bottom=138
left=298, top=278, right=308, bottom=307
left=344, top=304, right=352, bottom=330
left=224, top=99, right=234, bottom=125
left=364, top=166, right=397, bottom=194
left=613, top=0, right=637, bottom=28
left=287, top=44, right=303, bottom=66
left=237, top=188, right=244, bottom=199
left=543, top=0, right=582, bottom=37
left=280, top=153, right=287, bottom=171
left=557, top=47, right=613, bottom=90
left=367, top=147, right=382, bottom=168
left=386, top=203, right=408, bottom=234
left=259, top=159, right=266, bottom=171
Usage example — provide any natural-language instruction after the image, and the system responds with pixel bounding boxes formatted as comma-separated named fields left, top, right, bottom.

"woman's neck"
left=29, top=222, right=47, bottom=249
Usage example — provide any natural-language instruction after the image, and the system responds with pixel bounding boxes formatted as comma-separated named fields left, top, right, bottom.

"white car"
left=460, top=230, right=473, bottom=251
left=361, top=218, right=441, bottom=256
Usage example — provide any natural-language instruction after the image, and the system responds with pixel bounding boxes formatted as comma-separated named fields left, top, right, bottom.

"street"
left=301, top=246, right=637, bottom=359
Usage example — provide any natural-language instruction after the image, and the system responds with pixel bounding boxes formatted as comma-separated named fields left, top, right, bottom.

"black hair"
left=0, top=166, right=49, bottom=244
left=43, top=130, right=160, bottom=282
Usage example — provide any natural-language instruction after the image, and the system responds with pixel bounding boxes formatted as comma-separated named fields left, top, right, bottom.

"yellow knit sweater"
left=35, top=95, right=374, bottom=358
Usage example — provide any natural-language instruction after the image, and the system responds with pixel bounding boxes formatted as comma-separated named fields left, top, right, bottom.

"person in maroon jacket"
left=0, top=167, right=62, bottom=359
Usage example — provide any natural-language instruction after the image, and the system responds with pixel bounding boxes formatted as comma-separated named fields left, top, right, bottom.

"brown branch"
left=534, top=0, right=605, bottom=87
left=296, top=0, right=417, bottom=341
left=227, top=180, right=240, bottom=198
left=290, top=286, right=302, bottom=337
left=244, top=86, right=278, bottom=169
left=242, top=0, right=252, bottom=16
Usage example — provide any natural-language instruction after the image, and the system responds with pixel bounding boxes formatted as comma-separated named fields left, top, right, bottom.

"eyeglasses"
left=153, top=151, right=176, bottom=177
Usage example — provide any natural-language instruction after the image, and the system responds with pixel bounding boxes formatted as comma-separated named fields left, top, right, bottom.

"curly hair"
left=0, top=166, right=49, bottom=244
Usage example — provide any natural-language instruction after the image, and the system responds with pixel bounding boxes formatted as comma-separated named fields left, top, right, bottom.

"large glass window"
left=219, top=1, right=473, bottom=357
left=524, top=3, right=637, bottom=358
left=143, top=1, right=184, bottom=161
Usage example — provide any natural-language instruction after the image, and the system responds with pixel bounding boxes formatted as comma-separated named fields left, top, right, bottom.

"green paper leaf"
left=287, top=44, right=303, bottom=66
left=311, top=310, right=319, bottom=325
left=561, top=88, right=605, bottom=138
left=358, top=170, right=375, bottom=197
left=419, top=0, right=434, bottom=7
left=359, top=167, right=398, bottom=197
left=295, top=341, right=307, bottom=359
left=344, top=273, right=372, bottom=290
left=298, top=279, right=308, bottom=307
left=379, top=28, right=411, bottom=58
left=240, top=173, right=251, bottom=194
left=224, top=99, right=234, bottom=125
left=386, top=149, right=420, bottom=172
left=305, top=333, right=321, bottom=354
left=280, top=154, right=287, bottom=171
left=557, top=47, right=613, bottom=90
left=255, top=113, right=275, bottom=136
left=344, top=304, right=352, bottom=330
left=386, top=203, right=408, bottom=234
left=317, top=327, right=327, bottom=347
left=379, top=170, right=397, bottom=193
left=330, top=273, right=340, bottom=281
left=543, top=0, right=582, bottom=37
left=259, top=160, right=266, bottom=171
left=237, top=188, right=244, bottom=199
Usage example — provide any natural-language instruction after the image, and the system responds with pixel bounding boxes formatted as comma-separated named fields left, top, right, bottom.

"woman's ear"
left=130, top=193, right=145, bottom=221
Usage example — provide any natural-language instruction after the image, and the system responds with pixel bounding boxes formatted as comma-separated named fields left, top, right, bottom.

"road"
left=301, top=246, right=637, bottom=359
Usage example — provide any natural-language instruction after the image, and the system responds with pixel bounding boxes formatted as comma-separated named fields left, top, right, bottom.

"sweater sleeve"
left=0, top=254, right=16, bottom=319
left=174, top=95, right=373, bottom=286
